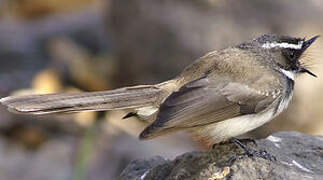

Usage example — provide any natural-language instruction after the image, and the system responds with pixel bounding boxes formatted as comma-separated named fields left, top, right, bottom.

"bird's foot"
left=233, top=138, right=256, bottom=145
left=231, top=138, right=276, bottom=161
left=212, top=138, right=256, bottom=149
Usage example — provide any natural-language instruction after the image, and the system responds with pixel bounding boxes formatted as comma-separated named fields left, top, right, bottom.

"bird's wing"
left=139, top=74, right=279, bottom=139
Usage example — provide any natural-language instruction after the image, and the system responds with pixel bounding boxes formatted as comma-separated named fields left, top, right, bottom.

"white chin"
left=280, top=69, right=295, bottom=80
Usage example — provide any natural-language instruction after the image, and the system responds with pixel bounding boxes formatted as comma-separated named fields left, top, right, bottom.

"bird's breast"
left=274, top=89, right=293, bottom=117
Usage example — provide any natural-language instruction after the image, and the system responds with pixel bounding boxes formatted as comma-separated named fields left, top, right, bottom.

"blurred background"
left=0, top=0, right=322, bottom=179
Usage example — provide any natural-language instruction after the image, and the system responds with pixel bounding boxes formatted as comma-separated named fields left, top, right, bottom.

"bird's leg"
left=212, top=138, right=276, bottom=163
left=233, top=138, right=256, bottom=145
left=212, top=138, right=256, bottom=149
left=230, top=138, right=276, bottom=161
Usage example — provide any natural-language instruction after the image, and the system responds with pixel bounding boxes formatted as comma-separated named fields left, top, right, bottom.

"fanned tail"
left=0, top=85, right=164, bottom=115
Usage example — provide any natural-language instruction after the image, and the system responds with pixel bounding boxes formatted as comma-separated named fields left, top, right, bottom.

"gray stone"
left=119, top=131, right=323, bottom=180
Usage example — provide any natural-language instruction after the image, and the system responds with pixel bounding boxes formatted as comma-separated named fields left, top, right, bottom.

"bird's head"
left=240, top=34, right=319, bottom=78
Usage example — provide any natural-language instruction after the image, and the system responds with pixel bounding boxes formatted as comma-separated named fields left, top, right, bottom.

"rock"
left=119, top=131, right=323, bottom=180
left=119, top=156, right=171, bottom=180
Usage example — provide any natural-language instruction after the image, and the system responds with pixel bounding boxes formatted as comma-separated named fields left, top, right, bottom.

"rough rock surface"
left=119, top=131, right=323, bottom=180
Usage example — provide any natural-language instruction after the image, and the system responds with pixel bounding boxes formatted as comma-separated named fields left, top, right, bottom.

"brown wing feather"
left=140, top=76, right=277, bottom=140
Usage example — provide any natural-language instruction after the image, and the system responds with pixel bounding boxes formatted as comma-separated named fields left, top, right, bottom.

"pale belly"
left=192, top=108, right=275, bottom=145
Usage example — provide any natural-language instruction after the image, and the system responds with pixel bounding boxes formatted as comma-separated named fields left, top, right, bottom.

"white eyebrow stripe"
left=262, top=41, right=303, bottom=49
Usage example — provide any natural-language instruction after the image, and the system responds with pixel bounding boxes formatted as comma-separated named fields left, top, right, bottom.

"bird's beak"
left=299, top=35, right=320, bottom=78
left=299, top=67, right=317, bottom=77
left=302, top=35, right=320, bottom=51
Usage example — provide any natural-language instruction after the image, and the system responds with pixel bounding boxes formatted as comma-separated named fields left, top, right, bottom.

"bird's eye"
left=289, top=51, right=295, bottom=59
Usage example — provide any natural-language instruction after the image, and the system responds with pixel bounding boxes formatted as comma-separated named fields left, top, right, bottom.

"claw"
left=231, top=138, right=276, bottom=161
left=213, top=138, right=257, bottom=149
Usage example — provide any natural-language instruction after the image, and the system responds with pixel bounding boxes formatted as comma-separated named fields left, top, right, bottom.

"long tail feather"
left=0, top=85, right=164, bottom=115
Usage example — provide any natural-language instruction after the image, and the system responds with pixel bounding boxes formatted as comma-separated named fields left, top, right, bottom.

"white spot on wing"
left=137, top=106, right=158, bottom=116
left=262, top=41, right=303, bottom=49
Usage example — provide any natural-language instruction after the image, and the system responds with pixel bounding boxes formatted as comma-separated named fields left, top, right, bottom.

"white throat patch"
left=280, top=69, right=295, bottom=80
left=262, top=41, right=303, bottom=49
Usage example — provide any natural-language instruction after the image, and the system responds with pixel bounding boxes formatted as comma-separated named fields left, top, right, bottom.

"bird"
left=0, top=34, right=318, bottom=149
